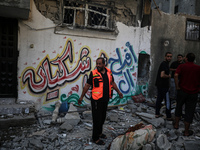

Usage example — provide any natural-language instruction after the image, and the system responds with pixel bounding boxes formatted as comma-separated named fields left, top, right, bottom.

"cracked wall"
left=17, top=0, right=151, bottom=110
left=34, top=0, right=143, bottom=27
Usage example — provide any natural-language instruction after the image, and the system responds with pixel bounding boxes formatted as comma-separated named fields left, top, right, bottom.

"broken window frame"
left=185, top=19, right=200, bottom=41
left=63, top=1, right=115, bottom=31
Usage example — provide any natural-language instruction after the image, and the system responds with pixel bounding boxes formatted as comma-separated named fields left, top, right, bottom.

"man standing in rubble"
left=173, top=53, right=200, bottom=136
left=78, top=57, right=123, bottom=145
left=155, top=52, right=172, bottom=120
left=169, top=54, right=184, bottom=100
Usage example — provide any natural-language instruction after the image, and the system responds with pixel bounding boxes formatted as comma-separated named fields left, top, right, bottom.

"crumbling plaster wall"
left=33, top=0, right=143, bottom=27
left=175, top=0, right=196, bottom=15
left=195, top=0, right=200, bottom=16
left=151, top=0, right=196, bottom=15
left=148, top=9, right=200, bottom=98
left=18, top=0, right=151, bottom=111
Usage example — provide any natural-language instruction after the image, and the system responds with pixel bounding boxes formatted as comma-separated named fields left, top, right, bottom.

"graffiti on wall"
left=21, top=38, right=91, bottom=96
left=108, top=42, right=138, bottom=94
left=21, top=38, right=148, bottom=110
left=106, top=41, right=149, bottom=106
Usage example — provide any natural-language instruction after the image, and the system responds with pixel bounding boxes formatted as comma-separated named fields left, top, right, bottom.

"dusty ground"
left=1, top=98, right=200, bottom=150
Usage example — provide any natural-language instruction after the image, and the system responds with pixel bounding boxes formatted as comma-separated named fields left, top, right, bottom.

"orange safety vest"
left=91, top=68, right=113, bottom=100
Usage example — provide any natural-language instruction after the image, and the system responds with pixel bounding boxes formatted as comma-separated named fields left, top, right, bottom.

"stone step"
left=0, top=98, right=36, bottom=129
left=0, top=113, right=36, bottom=129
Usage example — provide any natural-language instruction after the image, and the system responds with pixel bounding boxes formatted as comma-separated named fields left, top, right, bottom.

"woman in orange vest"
left=78, top=57, right=123, bottom=145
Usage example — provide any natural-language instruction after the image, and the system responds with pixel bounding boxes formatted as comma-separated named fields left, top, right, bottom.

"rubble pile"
left=1, top=98, right=200, bottom=150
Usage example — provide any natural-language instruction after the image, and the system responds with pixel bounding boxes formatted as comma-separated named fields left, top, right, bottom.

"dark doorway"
left=0, top=17, right=18, bottom=98
left=138, top=53, right=150, bottom=78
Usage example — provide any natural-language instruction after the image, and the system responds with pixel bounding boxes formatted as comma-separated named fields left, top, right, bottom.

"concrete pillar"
left=51, top=101, right=61, bottom=122
left=169, top=0, right=175, bottom=14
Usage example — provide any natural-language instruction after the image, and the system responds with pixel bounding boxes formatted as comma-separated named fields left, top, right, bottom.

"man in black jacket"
left=155, top=52, right=172, bottom=120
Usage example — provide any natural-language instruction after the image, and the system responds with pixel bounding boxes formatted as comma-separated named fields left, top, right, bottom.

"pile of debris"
left=1, top=98, right=200, bottom=150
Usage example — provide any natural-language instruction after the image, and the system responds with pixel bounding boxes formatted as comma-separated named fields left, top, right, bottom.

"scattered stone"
left=168, top=129, right=178, bottom=141
left=156, top=134, right=171, bottom=150
left=184, top=141, right=200, bottom=150
left=136, top=112, right=155, bottom=119
left=29, top=138, right=44, bottom=149
left=60, top=122, right=73, bottom=131
left=29, top=129, right=46, bottom=137
left=65, top=104, right=81, bottom=120
left=142, top=143, right=152, bottom=150
left=48, top=132, right=58, bottom=142
left=1, top=99, right=200, bottom=150
left=84, top=145, right=93, bottom=150
left=43, top=119, right=52, bottom=125
left=109, top=114, right=119, bottom=122
left=140, top=116, right=165, bottom=128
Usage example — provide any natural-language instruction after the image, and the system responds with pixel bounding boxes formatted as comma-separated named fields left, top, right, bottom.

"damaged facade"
left=0, top=0, right=151, bottom=111
left=0, top=0, right=199, bottom=112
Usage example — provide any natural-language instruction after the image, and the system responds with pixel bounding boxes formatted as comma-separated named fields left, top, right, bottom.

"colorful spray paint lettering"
left=108, top=42, right=138, bottom=94
left=21, top=39, right=91, bottom=94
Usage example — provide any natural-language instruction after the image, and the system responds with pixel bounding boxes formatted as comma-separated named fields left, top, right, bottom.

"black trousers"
left=91, top=100, right=108, bottom=141
left=155, top=87, right=171, bottom=118
left=175, top=89, right=198, bottom=123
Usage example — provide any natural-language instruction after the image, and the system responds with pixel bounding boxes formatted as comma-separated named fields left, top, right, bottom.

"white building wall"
left=18, top=0, right=151, bottom=111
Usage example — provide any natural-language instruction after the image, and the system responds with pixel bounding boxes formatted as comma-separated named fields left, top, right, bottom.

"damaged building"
left=0, top=0, right=199, bottom=110
left=0, top=0, right=200, bottom=149
left=0, top=0, right=152, bottom=110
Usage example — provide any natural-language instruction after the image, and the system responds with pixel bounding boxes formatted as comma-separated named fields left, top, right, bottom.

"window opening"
left=186, top=20, right=200, bottom=41
left=174, top=5, right=178, bottom=14
left=63, top=1, right=114, bottom=31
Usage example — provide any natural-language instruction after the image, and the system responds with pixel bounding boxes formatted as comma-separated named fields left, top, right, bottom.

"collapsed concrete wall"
left=34, top=0, right=143, bottom=27
left=18, top=0, right=151, bottom=111
left=148, top=9, right=200, bottom=98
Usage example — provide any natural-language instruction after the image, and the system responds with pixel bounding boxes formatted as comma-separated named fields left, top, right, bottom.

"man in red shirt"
left=173, top=53, right=200, bottom=136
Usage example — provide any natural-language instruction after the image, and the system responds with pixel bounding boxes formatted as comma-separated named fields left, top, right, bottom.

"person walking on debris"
left=155, top=52, right=173, bottom=120
left=169, top=54, right=184, bottom=100
left=78, top=57, right=123, bottom=145
left=173, top=53, right=200, bottom=136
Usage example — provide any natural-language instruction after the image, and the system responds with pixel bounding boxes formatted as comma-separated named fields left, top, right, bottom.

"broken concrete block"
left=21, top=139, right=29, bottom=147
left=65, top=104, right=80, bottom=120
left=29, top=129, right=46, bottom=137
left=184, top=141, right=200, bottom=150
left=60, top=122, right=73, bottom=131
left=142, top=143, right=152, bottom=150
left=136, top=112, right=155, bottom=119
left=140, top=116, right=164, bottom=128
left=48, top=132, right=58, bottom=142
left=137, top=106, right=142, bottom=112
left=68, top=119, right=80, bottom=126
left=84, top=145, right=93, bottom=150
left=60, top=145, right=68, bottom=150
left=52, top=101, right=61, bottom=122
left=43, top=119, right=51, bottom=125
left=109, top=114, right=119, bottom=122
left=29, top=138, right=44, bottom=149
left=168, top=130, right=178, bottom=141
left=156, top=134, right=171, bottom=150
left=55, top=139, right=60, bottom=147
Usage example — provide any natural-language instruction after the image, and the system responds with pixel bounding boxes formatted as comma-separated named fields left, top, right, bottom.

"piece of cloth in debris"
left=131, top=94, right=145, bottom=103
left=110, top=124, right=156, bottom=150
